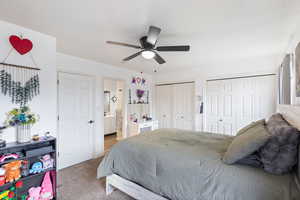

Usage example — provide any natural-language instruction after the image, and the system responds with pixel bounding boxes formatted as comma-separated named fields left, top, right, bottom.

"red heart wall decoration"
left=9, top=35, right=33, bottom=55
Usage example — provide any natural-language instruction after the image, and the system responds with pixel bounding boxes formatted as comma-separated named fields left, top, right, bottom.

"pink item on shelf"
left=27, top=187, right=41, bottom=200
left=0, top=153, right=19, bottom=162
left=40, top=172, right=53, bottom=200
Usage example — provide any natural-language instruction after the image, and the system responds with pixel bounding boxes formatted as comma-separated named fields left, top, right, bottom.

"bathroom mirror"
left=104, top=91, right=110, bottom=115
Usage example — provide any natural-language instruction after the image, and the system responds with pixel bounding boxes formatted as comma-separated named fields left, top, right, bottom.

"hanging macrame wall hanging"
left=0, top=35, right=40, bottom=106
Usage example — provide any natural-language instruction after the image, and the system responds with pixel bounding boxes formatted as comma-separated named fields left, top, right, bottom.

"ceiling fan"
left=106, top=26, right=190, bottom=64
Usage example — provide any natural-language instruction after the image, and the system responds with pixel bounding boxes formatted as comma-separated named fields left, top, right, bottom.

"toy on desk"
left=21, top=160, right=30, bottom=177
left=32, top=134, right=40, bottom=141
left=29, top=162, right=43, bottom=174
left=4, top=160, right=22, bottom=183
left=40, top=155, right=54, bottom=170
left=27, top=187, right=41, bottom=200
left=40, top=132, right=51, bottom=141
left=0, top=167, right=6, bottom=186
left=40, top=172, right=53, bottom=200
left=0, top=154, right=19, bottom=163
left=44, top=132, right=51, bottom=138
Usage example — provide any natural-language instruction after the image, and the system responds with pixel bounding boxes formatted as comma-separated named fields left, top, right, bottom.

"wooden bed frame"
left=106, top=174, right=168, bottom=200
left=106, top=105, right=300, bottom=200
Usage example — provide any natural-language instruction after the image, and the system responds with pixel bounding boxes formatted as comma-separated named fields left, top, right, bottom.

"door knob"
left=219, top=119, right=223, bottom=122
left=88, top=120, right=95, bottom=124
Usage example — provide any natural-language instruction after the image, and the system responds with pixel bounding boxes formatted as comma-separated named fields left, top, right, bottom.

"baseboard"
left=93, top=152, right=105, bottom=159
left=105, top=132, right=117, bottom=136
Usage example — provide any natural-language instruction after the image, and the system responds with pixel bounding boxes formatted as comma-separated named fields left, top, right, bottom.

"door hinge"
left=57, top=116, right=59, bottom=121
left=57, top=79, right=59, bottom=85
left=58, top=152, right=60, bottom=157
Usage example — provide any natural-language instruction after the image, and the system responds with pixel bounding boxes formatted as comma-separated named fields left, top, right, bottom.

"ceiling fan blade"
left=156, top=45, right=190, bottom=51
left=147, top=26, right=161, bottom=46
left=123, top=51, right=143, bottom=61
left=154, top=53, right=166, bottom=64
left=107, top=41, right=141, bottom=49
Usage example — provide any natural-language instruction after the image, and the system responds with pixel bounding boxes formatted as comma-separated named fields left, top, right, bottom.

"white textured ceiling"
left=0, top=0, right=299, bottom=73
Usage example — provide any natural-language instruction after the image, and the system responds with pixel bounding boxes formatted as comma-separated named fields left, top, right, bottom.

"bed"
left=97, top=105, right=300, bottom=200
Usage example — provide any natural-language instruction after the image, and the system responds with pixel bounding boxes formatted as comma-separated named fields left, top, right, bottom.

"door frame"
left=103, top=77, right=127, bottom=141
left=102, top=76, right=128, bottom=141
left=57, top=71, right=96, bottom=169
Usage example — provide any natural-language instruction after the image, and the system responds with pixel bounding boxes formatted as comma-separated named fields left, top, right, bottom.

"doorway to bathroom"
left=103, top=78, right=125, bottom=153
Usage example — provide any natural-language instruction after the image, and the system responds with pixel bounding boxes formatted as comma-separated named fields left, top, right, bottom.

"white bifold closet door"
left=156, top=85, right=173, bottom=128
left=205, top=75, right=276, bottom=135
left=156, top=83, right=194, bottom=130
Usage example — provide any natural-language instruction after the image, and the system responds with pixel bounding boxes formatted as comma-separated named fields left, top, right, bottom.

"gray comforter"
left=97, top=128, right=300, bottom=200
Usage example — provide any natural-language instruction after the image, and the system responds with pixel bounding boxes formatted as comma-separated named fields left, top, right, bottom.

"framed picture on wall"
left=296, top=42, right=300, bottom=97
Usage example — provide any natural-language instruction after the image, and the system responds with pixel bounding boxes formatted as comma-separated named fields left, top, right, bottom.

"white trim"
left=106, top=174, right=168, bottom=200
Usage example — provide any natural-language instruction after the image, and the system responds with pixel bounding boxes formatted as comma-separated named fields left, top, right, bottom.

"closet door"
left=156, top=85, right=173, bottom=128
left=206, top=75, right=276, bottom=135
left=236, top=76, right=276, bottom=129
left=173, top=83, right=194, bottom=130
left=206, top=80, right=237, bottom=135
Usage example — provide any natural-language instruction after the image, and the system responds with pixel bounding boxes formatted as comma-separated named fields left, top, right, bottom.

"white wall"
left=0, top=20, right=57, bottom=142
left=57, top=53, right=153, bottom=157
left=154, top=54, right=280, bottom=131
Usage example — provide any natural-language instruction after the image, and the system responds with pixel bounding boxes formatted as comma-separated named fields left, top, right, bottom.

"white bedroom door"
left=205, top=75, right=276, bottom=135
left=58, top=72, right=94, bottom=169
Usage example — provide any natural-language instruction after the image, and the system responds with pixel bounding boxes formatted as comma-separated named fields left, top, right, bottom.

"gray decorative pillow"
left=223, top=123, right=270, bottom=164
left=236, top=119, right=265, bottom=136
left=266, top=113, right=291, bottom=134
left=259, top=113, right=300, bottom=175
left=236, top=153, right=263, bottom=168
left=298, top=145, right=300, bottom=181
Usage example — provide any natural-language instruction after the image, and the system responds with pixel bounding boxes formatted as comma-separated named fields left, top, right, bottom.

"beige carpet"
left=57, top=158, right=134, bottom=200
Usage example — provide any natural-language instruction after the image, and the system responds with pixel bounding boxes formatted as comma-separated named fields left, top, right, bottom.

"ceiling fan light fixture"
left=141, top=50, right=155, bottom=59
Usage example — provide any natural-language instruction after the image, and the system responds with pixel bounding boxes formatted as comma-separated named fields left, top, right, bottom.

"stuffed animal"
left=0, top=167, right=6, bottom=186
left=40, top=172, right=53, bottom=200
left=4, top=160, right=22, bottom=182
left=0, top=190, right=10, bottom=199
left=27, top=187, right=41, bottom=200
left=29, top=162, right=43, bottom=174
left=40, top=155, right=54, bottom=170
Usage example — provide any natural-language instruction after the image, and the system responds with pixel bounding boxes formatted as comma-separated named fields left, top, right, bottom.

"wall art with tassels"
left=0, top=35, right=40, bottom=106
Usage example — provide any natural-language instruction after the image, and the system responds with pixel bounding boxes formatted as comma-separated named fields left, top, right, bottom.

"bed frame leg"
left=106, top=177, right=115, bottom=195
